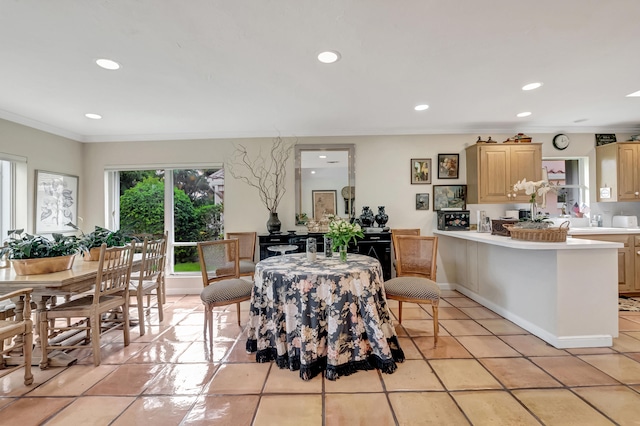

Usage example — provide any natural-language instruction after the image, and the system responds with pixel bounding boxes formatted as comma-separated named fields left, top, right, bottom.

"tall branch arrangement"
left=227, top=137, right=294, bottom=213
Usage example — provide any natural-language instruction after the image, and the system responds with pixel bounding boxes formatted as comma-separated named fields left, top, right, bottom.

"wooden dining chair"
left=39, top=243, right=135, bottom=368
left=0, top=287, right=33, bottom=385
left=197, top=239, right=253, bottom=342
left=128, top=234, right=166, bottom=336
left=226, top=232, right=257, bottom=278
left=383, top=235, right=441, bottom=346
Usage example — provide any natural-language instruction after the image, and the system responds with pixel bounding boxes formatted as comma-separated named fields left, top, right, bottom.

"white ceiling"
left=1, top=0, right=639, bottom=143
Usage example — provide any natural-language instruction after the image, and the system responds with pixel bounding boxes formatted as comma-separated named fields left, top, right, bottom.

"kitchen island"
left=434, top=230, right=622, bottom=348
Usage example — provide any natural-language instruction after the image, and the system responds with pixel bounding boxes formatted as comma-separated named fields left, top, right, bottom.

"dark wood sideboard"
left=258, top=232, right=392, bottom=280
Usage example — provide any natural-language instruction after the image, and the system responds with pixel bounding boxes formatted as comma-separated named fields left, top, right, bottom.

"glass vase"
left=339, top=245, right=348, bottom=262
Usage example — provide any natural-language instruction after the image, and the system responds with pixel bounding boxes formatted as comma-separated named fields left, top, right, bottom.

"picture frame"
left=411, top=158, right=432, bottom=184
left=415, top=193, right=430, bottom=210
left=433, top=185, right=467, bottom=211
left=35, top=170, right=79, bottom=234
left=437, top=153, right=459, bottom=179
left=312, top=190, right=337, bottom=221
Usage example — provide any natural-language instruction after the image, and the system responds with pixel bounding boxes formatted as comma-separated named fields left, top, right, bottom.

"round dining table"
left=245, top=253, right=404, bottom=380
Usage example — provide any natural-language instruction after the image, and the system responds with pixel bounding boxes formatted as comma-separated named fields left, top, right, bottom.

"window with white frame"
left=542, top=157, right=589, bottom=216
left=106, top=166, right=224, bottom=274
left=0, top=153, right=27, bottom=240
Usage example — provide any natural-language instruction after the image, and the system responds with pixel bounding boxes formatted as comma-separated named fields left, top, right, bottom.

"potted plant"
left=0, top=229, right=79, bottom=275
left=72, top=225, right=132, bottom=261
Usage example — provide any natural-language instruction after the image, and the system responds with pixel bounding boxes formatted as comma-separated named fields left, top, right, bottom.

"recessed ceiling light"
left=85, top=113, right=102, bottom=119
left=317, top=51, right=340, bottom=64
left=95, top=58, right=120, bottom=70
left=414, top=104, right=429, bottom=111
left=516, top=112, right=532, bottom=118
left=522, top=82, right=543, bottom=91
left=319, top=155, right=327, bottom=159
left=311, top=170, right=316, bottom=174
left=626, top=90, right=640, bottom=97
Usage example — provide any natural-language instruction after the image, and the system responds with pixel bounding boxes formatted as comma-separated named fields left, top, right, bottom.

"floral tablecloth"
left=246, top=253, right=404, bottom=380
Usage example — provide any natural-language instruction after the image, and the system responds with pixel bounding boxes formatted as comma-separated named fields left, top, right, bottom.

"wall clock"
left=553, top=134, right=570, bottom=150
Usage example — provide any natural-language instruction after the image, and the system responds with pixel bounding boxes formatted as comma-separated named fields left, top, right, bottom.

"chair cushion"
left=129, top=279, right=159, bottom=293
left=384, top=277, right=440, bottom=302
left=200, top=279, right=253, bottom=304
left=239, top=260, right=256, bottom=274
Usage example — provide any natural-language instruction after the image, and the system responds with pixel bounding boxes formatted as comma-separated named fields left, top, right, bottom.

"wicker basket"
left=502, top=222, right=569, bottom=242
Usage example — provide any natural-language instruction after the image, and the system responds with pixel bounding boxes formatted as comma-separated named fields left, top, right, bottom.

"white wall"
left=0, top=119, right=83, bottom=233
left=2, top=117, right=639, bottom=291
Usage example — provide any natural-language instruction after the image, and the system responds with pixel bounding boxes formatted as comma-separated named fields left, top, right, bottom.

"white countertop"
left=434, top=230, right=623, bottom=250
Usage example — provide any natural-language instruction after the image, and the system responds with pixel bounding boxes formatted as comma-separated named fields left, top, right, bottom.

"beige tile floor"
left=2, top=291, right=640, bottom=425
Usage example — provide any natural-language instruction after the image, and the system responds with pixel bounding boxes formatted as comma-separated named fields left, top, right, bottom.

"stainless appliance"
left=437, top=210, right=470, bottom=231
left=612, top=215, right=638, bottom=228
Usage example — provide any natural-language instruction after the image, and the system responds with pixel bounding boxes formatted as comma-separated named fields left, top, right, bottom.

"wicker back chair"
left=391, top=228, right=421, bottom=273
left=197, top=239, right=253, bottom=342
left=226, top=232, right=257, bottom=278
left=384, top=235, right=441, bottom=346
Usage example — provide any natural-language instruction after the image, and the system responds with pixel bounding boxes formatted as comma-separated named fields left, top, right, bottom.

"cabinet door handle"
left=635, top=192, right=639, bottom=196
left=507, top=194, right=511, bottom=198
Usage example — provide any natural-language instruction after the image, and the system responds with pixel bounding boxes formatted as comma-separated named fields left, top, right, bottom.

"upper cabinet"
left=596, top=142, right=640, bottom=202
left=466, top=143, right=542, bottom=204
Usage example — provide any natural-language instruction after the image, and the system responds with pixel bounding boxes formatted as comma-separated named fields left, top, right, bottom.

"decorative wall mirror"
left=295, top=144, right=355, bottom=225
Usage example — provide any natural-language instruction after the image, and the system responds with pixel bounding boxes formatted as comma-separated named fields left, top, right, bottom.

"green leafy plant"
left=0, top=229, right=79, bottom=259
left=68, top=224, right=132, bottom=254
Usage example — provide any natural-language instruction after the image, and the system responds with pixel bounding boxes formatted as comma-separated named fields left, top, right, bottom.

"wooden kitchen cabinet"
left=571, top=233, right=637, bottom=293
left=466, top=143, right=542, bottom=204
left=596, top=142, right=640, bottom=202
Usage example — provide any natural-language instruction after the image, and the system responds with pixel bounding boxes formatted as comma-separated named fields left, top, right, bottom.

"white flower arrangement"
left=513, top=178, right=556, bottom=223
left=325, top=219, right=364, bottom=251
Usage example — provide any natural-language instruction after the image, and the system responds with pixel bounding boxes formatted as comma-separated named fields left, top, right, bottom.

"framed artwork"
left=415, top=193, right=429, bottom=210
left=312, top=190, right=337, bottom=220
left=35, top=170, right=79, bottom=234
left=411, top=158, right=432, bottom=184
left=433, top=185, right=467, bottom=211
left=437, top=153, right=459, bottom=179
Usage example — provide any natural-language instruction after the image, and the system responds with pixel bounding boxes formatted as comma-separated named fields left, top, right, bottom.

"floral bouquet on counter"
left=512, top=178, right=556, bottom=226
left=325, top=219, right=364, bottom=252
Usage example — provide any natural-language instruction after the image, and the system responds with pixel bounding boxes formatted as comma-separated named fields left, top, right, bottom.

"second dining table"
left=0, top=254, right=142, bottom=366
left=246, top=252, right=404, bottom=380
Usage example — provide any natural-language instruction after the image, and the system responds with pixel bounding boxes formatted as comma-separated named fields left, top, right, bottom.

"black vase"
left=267, top=212, right=281, bottom=234
left=359, top=206, right=374, bottom=227
left=375, top=206, right=388, bottom=228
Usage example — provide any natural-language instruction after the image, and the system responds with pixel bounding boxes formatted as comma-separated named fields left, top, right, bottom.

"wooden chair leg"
left=157, top=288, right=164, bottom=323
left=397, top=301, right=403, bottom=324
left=236, top=302, right=241, bottom=326
left=91, top=314, right=101, bottom=366
left=23, top=323, right=33, bottom=385
left=137, top=290, right=145, bottom=336
left=39, top=311, right=49, bottom=370
left=432, top=303, right=439, bottom=347
left=123, top=301, right=130, bottom=347
left=208, top=305, right=214, bottom=343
